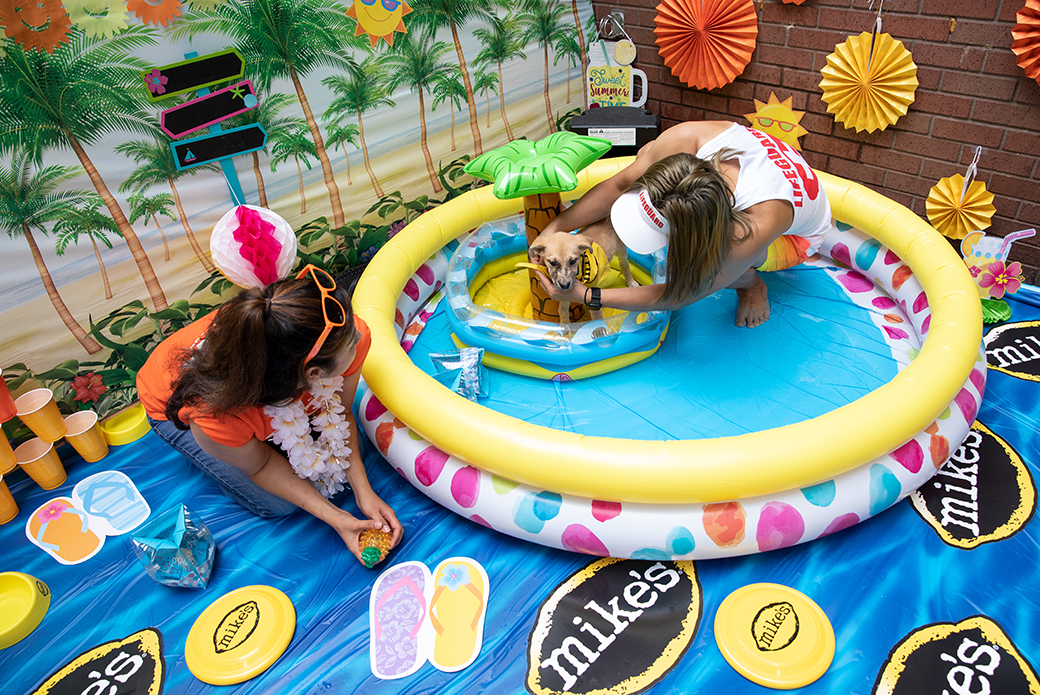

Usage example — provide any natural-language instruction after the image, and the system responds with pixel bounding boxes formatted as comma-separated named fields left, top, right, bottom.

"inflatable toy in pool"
left=355, top=159, right=985, bottom=560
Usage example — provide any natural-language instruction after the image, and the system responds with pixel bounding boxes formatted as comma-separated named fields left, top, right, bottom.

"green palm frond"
left=464, top=131, right=611, bottom=199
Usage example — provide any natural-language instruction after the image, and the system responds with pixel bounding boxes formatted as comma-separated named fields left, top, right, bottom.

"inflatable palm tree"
left=465, top=132, right=611, bottom=322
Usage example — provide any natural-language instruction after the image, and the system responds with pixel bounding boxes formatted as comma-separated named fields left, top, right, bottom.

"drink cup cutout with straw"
left=0, top=369, right=17, bottom=423
left=1, top=435, right=16, bottom=475
left=64, top=411, right=109, bottom=463
left=15, top=389, right=67, bottom=443
left=15, top=438, right=68, bottom=490
left=0, top=475, right=18, bottom=524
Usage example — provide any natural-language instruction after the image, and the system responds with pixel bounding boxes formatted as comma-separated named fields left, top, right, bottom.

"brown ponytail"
left=164, top=275, right=355, bottom=428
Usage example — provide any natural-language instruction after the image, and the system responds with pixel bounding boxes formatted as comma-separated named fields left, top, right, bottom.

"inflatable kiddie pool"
left=355, top=159, right=986, bottom=560
left=443, top=219, right=670, bottom=380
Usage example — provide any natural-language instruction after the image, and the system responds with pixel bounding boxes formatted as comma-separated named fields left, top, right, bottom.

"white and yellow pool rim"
left=356, top=158, right=984, bottom=559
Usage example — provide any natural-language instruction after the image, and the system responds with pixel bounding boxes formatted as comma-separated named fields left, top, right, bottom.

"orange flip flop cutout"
left=26, top=498, right=104, bottom=565
left=428, top=557, right=489, bottom=672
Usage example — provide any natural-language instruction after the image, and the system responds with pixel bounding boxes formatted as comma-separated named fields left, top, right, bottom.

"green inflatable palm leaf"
left=465, top=132, right=613, bottom=199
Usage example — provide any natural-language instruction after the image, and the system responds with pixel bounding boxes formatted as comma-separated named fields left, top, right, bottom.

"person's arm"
left=335, top=368, right=404, bottom=547
left=189, top=422, right=385, bottom=564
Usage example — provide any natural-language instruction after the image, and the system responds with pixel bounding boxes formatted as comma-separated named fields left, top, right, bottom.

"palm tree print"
left=473, top=14, right=525, bottom=143
left=554, top=28, right=581, bottom=103
left=226, top=91, right=299, bottom=208
left=0, top=152, right=101, bottom=354
left=323, top=57, right=396, bottom=199
left=409, top=0, right=486, bottom=156
left=324, top=122, right=360, bottom=186
left=127, top=192, right=177, bottom=262
left=54, top=195, right=121, bottom=301
left=269, top=120, right=317, bottom=213
left=116, top=136, right=217, bottom=273
left=172, top=0, right=364, bottom=227
left=0, top=27, right=169, bottom=311
left=473, top=69, right=499, bottom=129
left=520, top=0, right=570, bottom=133
left=431, top=68, right=465, bottom=152
left=385, top=30, right=454, bottom=193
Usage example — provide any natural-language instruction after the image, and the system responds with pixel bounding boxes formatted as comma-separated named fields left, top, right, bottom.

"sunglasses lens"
left=779, top=122, right=795, bottom=132
left=312, top=268, right=336, bottom=289
left=758, top=117, right=773, bottom=127
left=323, top=296, right=345, bottom=323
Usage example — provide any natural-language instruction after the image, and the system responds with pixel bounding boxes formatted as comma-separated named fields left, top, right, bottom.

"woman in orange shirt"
left=137, top=265, right=402, bottom=564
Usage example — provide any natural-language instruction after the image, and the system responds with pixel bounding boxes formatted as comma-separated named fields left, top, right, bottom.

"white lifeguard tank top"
left=695, top=124, right=831, bottom=252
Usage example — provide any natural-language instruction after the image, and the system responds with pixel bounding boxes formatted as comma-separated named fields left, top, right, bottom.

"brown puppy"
left=529, top=217, right=639, bottom=323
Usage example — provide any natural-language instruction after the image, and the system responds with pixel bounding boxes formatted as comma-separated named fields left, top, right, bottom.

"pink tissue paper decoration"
left=210, top=205, right=298, bottom=288
left=233, top=206, right=281, bottom=286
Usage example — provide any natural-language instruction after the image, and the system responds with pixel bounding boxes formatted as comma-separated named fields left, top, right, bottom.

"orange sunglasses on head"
left=296, top=264, right=347, bottom=363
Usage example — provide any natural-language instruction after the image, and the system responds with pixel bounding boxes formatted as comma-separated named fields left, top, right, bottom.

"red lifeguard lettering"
left=745, top=127, right=820, bottom=207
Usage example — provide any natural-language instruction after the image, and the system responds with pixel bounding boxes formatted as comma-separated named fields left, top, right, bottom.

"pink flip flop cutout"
left=369, top=561, right=432, bottom=680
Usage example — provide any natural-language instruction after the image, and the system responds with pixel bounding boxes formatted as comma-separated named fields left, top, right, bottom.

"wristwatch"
left=587, top=287, right=602, bottom=310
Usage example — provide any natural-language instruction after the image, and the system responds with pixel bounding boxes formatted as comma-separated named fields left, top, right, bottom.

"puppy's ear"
left=530, top=244, right=545, bottom=263
left=577, top=239, right=592, bottom=253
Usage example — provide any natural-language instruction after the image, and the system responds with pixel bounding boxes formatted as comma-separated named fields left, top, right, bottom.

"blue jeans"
left=148, top=416, right=299, bottom=518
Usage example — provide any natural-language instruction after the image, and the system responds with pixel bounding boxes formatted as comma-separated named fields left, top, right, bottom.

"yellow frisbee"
left=185, top=585, right=295, bottom=685
left=714, top=583, right=835, bottom=690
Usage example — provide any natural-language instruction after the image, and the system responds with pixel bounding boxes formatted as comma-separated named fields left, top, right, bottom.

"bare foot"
left=735, top=275, right=770, bottom=327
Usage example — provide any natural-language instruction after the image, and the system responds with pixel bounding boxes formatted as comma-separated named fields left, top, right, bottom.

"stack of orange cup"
left=0, top=369, right=16, bottom=423
left=14, top=389, right=67, bottom=443
left=0, top=474, right=17, bottom=524
left=64, top=411, right=109, bottom=462
left=14, top=438, right=67, bottom=490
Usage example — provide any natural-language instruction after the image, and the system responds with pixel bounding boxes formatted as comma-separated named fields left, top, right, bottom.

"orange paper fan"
left=1012, top=0, right=1040, bottom=83
left=925, top=174, right=995, bottom=240
left=819, top=31, right=918, bottom=133
left=654, top=0, right=758, bottom=91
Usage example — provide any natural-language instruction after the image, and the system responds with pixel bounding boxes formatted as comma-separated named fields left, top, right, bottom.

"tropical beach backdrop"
left=0, top=0, right=595, bottom=439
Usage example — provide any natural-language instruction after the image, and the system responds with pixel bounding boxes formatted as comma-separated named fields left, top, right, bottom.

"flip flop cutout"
left=370, top=561, right=433, bottom=680
left=73, top=470, right=150, bottom=536
left=26, top=498, right=104, bottom=565
left=429, top=557, right=489, bottom=672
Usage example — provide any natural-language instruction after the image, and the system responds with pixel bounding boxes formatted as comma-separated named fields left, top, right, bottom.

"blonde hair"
left=632, top=150, right=754, bottom=304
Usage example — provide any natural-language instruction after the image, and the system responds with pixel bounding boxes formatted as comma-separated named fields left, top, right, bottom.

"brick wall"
left=588, top=0, right=1040, bottom=285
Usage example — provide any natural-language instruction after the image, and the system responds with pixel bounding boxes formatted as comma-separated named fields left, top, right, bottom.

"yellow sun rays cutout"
left=925, top=174, right=996, bottom=240
left=346, top=0, right=412, bottom=48
left=819, top=31, right=918, bottom=133
left=743, top=93, right=808, bottom=150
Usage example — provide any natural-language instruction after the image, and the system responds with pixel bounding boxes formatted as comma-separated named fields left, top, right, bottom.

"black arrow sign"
left=172, top=124, right=268, bottom=170
left=160, top=80, right=258, bottom=138
left=142, top=49, right=245, bottom=102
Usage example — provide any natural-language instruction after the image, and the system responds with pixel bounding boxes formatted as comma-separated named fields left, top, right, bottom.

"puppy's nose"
left=557, top=280, right=572, bottom=291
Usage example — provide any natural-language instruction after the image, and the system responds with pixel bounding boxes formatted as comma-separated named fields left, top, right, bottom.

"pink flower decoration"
left=37, top=500, right=70, bottom=523
left=145, top=69, right=168, bottom=95
left=978, top=260, right=1024, bottom=299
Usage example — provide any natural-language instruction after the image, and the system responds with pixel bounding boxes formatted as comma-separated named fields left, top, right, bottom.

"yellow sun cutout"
left=744, top=93, right=809, bottom=150
left=346, top=0, right=412, bottom=47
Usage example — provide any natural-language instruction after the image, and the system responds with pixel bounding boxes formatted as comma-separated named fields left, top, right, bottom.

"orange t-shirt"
left=137, top=312, right=372, bottom=448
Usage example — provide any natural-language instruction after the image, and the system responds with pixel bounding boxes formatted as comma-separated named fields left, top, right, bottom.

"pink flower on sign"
left=978, top=260, right=1024, bottom=299
left=37, top=500, right=69, bottom=523
left=145, top=69, right=168, bottom=95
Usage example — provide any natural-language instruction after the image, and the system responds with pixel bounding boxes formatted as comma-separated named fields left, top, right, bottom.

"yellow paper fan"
left=925, top=174, right=996, bottom=240
left=819, top=31, right=918, bottom=133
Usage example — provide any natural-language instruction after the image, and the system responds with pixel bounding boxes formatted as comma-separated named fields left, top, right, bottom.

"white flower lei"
left=264, top=376, right=351, bottom=498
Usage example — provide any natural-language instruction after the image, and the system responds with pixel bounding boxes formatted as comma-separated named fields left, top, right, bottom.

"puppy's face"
left=530, top=232, right=591, bottom=291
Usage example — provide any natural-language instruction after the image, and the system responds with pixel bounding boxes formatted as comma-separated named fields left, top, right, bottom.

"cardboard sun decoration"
left=1013, top=0, right=1040, bottom=83
left=819, top=31, right=918, bottom=133
left=346, top=0, right=412, bottom=47
left=653, top=0, right=758, bottom=91
left=743, top=93, right=809, bottom=151
left=0, top=0, right=72, bottom=53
